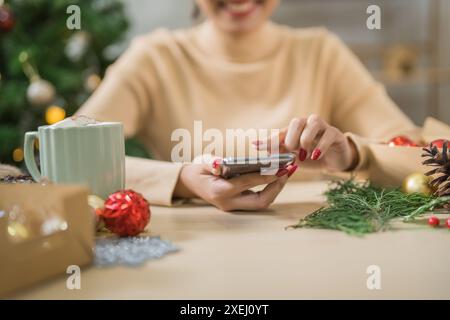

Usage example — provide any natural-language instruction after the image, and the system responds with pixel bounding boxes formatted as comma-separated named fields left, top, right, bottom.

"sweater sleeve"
left=76, top=36, right=184, bottom=206
left=322, top=31, right=419, bottom=170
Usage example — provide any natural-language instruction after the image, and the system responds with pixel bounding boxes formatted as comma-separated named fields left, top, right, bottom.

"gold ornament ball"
left=87, top=195, right=106, bottom=231
left=12, top=148, right=24, bottom=162
left=402, top=173, right=432, bottom=195
left=88, top=195, right=105, bottom=210
left=45, top=105, right=66, bottom=125
left=26, top=79, right=56, bottom=106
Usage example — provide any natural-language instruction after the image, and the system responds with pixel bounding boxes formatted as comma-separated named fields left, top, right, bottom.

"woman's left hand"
left=254, top=114, right=359, bottom=172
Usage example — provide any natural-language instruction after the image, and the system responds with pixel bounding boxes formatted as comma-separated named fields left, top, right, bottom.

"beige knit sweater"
left=77, top=22, right=417, bottom=205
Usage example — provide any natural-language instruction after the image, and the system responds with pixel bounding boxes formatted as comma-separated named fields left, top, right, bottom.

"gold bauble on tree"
left=45, top=105, right=66, bottom=125
left=402, top=173, right=432, bottom=196
left=12, top=148, right=23, bottom=162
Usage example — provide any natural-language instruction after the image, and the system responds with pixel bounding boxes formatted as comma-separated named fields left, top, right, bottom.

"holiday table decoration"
left=94, top=236, right=178, bottom=267
left=290, top=179, right=450, bottom=236
left=430, top=139, right=447, bottom=149
left=368, top=143, right=427, bottom=187
left=0, top=163, right=24, bottom=178
left=0, top=165, right=177, bottom=296
left=367, top=117, right=450, bottom=188
left=88, top=194, right=105, bottom=214
left=388, top=135, right=420, bottom=147
left=0, top=184, right=93, bottom=297
left=402, top=172, right=432, bottom=195
left=298, top=126, right=450, bottom=235
left=0, top=174, right=34, bottom=184
left=96, top=190, right=151, bottom=237
left=428, top=216, right=440, bottom=227
left=422, top=140, right=450, bottom=197
left=88, top=194, right=106, bottom=231
left=92, top=192, right=176, bottom=268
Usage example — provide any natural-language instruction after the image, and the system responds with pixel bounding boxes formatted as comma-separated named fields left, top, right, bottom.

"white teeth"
left=228, top=2, right=253, bottom=13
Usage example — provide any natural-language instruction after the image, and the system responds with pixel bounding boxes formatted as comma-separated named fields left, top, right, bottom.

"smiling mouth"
left=218, top=0, right=263, bottom=18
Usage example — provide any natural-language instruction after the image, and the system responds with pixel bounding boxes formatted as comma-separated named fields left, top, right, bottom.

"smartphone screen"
left=220, top=153, right=296, bottom=179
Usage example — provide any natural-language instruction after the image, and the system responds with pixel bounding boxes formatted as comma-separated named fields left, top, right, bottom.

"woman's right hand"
left=173, top=162, right=297, bottom=211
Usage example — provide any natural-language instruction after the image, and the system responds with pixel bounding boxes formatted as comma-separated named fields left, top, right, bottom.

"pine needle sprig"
left=289, top=179, right=448, bottom=236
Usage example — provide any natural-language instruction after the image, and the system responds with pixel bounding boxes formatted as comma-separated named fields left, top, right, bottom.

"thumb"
left=192, top=153, right=223, bottom=176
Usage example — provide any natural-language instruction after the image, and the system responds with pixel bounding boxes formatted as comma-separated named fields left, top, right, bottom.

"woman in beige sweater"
left=78, top=0, right=416, bottom=210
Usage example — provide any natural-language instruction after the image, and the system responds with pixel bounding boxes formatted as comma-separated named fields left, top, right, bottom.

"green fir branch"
left=290, top=179, right=449, bottom=236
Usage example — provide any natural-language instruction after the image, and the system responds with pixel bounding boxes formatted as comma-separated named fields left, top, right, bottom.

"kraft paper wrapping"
left=368, top=117, right=450, bottom=187
left=0, top=184, right=94, bottom=297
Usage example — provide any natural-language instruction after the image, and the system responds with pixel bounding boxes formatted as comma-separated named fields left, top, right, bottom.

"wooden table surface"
left=15, top=181, right=450, bottom=299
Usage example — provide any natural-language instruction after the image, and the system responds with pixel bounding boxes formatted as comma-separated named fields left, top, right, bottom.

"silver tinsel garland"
left=94, top=236, right=178, bottom=267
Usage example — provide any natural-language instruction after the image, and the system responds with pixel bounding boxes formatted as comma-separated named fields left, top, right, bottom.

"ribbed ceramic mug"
left=24, top=122, right=125, bottom=198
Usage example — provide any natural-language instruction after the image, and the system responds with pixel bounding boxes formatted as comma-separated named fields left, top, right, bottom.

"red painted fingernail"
left=288, top=164, right=298, bottom=177
left=311, top=148, right=321, bottom=161
left=252, top=140, right=264, bottom=150
left=212, top=159, right=221, bottom=169
left=299, top=148, right=307, bottom=162
left=276, top=168, right=289, bottom=177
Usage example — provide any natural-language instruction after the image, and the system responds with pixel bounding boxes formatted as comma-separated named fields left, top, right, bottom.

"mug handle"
left=24, top=131, right=41, bottom=182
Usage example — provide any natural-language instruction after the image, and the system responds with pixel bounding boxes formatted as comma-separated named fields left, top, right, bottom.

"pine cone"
left=422, top=140, right=450, bottom=197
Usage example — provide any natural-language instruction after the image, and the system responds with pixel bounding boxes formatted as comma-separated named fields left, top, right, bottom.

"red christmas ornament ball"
left=0, top=5, right=15, bottom=32
left=99, top=190, right=150, bottom=236
left=428, top=216, right=440, bottom=227
left=388, top=136, right=418, bottom=147
left=430, top=139, right=448, bottom=149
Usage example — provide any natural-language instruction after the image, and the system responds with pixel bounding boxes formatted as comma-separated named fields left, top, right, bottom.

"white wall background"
left=124, top=0, right=192, bottom=37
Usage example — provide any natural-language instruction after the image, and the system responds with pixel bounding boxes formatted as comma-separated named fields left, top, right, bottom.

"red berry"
left=430, top=139, right=448, bottom=149
left=428, top=216, right=440, bottom=227
left=446, top=218, right=450, bottom=229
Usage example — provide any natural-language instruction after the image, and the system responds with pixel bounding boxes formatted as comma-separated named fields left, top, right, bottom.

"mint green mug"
left=24, top=122, right=125, bottom=198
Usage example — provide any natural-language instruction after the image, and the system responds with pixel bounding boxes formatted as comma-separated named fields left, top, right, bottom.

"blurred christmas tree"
left=0, top=0, right=148, bottom=166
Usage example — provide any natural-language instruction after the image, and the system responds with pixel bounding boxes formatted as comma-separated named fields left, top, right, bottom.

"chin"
left=215, top=0, right=270, bottom=34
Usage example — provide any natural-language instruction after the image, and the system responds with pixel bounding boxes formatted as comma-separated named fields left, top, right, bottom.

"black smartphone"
left=219, top=153, right=296, bottom=179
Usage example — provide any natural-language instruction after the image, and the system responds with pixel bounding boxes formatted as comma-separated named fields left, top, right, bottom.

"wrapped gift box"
left=368, top=117, right=450, bottom=187
left=0, top=184, right=94, bottom=297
